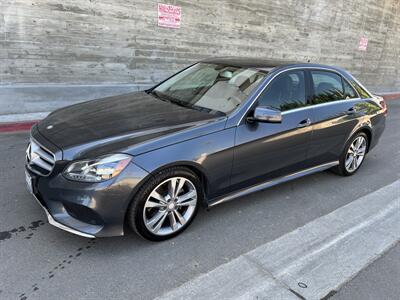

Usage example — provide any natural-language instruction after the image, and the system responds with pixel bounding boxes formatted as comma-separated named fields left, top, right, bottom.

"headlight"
left=63, top=154, right=132, bottom=182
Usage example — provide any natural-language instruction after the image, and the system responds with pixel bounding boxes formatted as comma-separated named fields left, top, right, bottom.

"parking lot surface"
left=0, top=99, right=399, bottom=300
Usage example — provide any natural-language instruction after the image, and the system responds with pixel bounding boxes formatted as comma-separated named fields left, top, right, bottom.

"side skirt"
left=207, top=161, right=339, bottom=208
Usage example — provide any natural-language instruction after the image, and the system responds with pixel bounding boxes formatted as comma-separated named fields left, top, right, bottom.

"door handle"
left=346, top=107, right=356, bottom=115
left=297, top=118, right=311, bottom=128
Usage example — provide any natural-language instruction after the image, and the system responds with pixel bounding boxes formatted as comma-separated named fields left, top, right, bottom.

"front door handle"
left=346, top=107, right=356, bottom=115
left=298, top=118, right=311, bottom=128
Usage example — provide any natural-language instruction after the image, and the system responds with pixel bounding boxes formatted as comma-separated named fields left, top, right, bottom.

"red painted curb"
left=380, top=93, right=400, bottom=101
left=0, top=121, right=38, bottom=133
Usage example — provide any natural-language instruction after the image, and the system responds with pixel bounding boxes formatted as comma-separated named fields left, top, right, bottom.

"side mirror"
left=248, top=106, right=282, bottom=123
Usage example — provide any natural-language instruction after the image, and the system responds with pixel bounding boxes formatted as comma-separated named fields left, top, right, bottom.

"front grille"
left=26, top=139, right=56, bottom=176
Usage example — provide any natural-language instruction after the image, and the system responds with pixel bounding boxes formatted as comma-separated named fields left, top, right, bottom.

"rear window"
left=311, top=71, right=344, bottom=104
left=310, top=70, right=360, bottom=104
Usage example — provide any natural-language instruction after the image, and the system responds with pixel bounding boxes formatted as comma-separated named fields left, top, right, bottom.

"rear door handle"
left=298, top=118, right=311, bottom=128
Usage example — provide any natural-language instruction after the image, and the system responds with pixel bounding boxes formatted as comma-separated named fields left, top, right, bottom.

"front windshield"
left=151, top=63, right=267, bottom=115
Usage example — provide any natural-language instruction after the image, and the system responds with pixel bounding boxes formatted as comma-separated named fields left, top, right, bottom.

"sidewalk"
left=155, top=180, right=400, bottom=300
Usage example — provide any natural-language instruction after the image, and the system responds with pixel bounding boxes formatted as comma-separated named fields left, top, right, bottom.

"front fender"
left=132, top=127, right=236, bottom=199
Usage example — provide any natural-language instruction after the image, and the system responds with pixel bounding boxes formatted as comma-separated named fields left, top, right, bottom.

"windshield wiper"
left=148, top=90, right=169, bottom=102
left=149, top=90, right=226, bottom=116
left=151, top=91, right=190, bottom=108
left=168, top=98, right=191, bottom=108
left=170, top=99, right=226, bottom=116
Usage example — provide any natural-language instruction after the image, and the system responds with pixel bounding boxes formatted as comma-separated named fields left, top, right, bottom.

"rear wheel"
left=127, top=167, right=201, bottom=241
left=333, top=132, right=368, bottom=176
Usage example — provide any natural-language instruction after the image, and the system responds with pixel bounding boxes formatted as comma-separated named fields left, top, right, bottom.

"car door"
left=230, top=69, right=314, bottom=190
left=307, top=69, right=362, bottom=165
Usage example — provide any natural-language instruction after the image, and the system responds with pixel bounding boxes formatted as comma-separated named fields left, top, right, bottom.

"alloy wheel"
left=143, top=177, right=198, bottom=236
left=345, top=136, right=367, bottom=173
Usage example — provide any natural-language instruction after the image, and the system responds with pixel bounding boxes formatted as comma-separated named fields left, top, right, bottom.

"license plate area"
left=25, top=170, right=34, bottom=194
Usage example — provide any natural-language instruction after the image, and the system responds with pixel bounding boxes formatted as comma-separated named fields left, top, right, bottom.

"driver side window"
left=257, top=70, right=306, bottom=111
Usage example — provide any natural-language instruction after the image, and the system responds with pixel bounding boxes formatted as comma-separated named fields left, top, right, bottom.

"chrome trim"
left=35, top=147, right=54, bottom=163
left=208, top=161, right=339, bottom=207
left=26, top=164, right=47, bottom=177
left=238, top=66, right=362, bottom=125
left=280, top=97, right=361, bottom=116
left=26, top=138, right=56, bottom=176
left=30, top=137, right=55, bottom=160
left=31, top=193, right=95, bottom=238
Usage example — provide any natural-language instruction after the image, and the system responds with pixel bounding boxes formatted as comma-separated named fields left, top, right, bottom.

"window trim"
left=238, top=66, right=363, bottom=125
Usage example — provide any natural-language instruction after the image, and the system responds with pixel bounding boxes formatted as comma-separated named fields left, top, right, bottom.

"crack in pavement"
left=244, top=254, right=305, bottom=300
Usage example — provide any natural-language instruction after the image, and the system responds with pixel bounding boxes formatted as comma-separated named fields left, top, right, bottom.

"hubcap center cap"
left=168, top=202, right=176, bottom=210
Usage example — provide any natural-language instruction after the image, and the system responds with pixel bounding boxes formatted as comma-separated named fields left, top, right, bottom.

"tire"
left=332, top=132, right=369, bottom=176
left=127, top=167, right=202, bottom=241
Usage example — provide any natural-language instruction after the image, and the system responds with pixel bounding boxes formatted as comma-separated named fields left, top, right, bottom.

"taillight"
left=379, top=99, right=388, bottom=116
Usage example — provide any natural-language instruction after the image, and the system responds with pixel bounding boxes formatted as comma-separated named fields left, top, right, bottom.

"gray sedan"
left=25, top=57, right=387, bottom=241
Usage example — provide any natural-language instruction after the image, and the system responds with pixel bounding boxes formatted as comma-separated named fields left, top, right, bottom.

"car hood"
left=37, top=92, right=224, bottom=160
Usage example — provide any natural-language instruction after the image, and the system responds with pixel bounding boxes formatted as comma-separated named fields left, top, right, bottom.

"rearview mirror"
left=248, top=106, right=282, bottom=123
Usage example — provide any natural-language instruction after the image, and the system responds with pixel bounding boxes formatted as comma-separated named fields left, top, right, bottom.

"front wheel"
left=333, top=132, right=369, bottom=176
left=127, top=167, right=201, bottom=241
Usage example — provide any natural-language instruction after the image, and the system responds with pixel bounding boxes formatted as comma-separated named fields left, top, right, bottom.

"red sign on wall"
left=158, top=3, right=181, bottom=29
left=358, top=36, right=368, bottom=51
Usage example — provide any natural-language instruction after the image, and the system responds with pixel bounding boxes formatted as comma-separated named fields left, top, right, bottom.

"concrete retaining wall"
left=0, top=0, right=399, bottom=115
left=0, top=84, right=137, bottom=116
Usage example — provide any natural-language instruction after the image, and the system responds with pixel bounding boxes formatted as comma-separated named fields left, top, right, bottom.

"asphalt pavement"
left=0, top=99, right=399, bottom=300
left=333, top=242, right=400, bottom=300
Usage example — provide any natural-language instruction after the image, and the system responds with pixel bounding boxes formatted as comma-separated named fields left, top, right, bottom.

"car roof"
left=201, top=56, right=299, bottom=68
left=201, top=56, right=345, bottom=73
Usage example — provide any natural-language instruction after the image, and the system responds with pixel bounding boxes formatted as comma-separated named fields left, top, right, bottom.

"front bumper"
left=30, top=191, right=95, bottom=238
left=25, top=161, right=149, bottom=238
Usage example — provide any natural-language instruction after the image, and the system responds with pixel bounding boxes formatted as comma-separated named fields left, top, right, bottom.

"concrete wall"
left=0, top=0, right=399, bottom=116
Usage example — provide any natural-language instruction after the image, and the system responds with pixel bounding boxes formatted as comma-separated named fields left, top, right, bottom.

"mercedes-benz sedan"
left=25, top=57, right=387, bottom=241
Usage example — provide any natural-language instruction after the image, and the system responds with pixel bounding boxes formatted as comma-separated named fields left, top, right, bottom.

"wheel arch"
left=130, top=161, right=210, bottom=208
left=343, top=125, right=373, bottom=154
left=358, top=127, right=372, bottom=152
left=122, top=161, right=210, bottom=235
left=156, top=161, right=210, bottom=206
